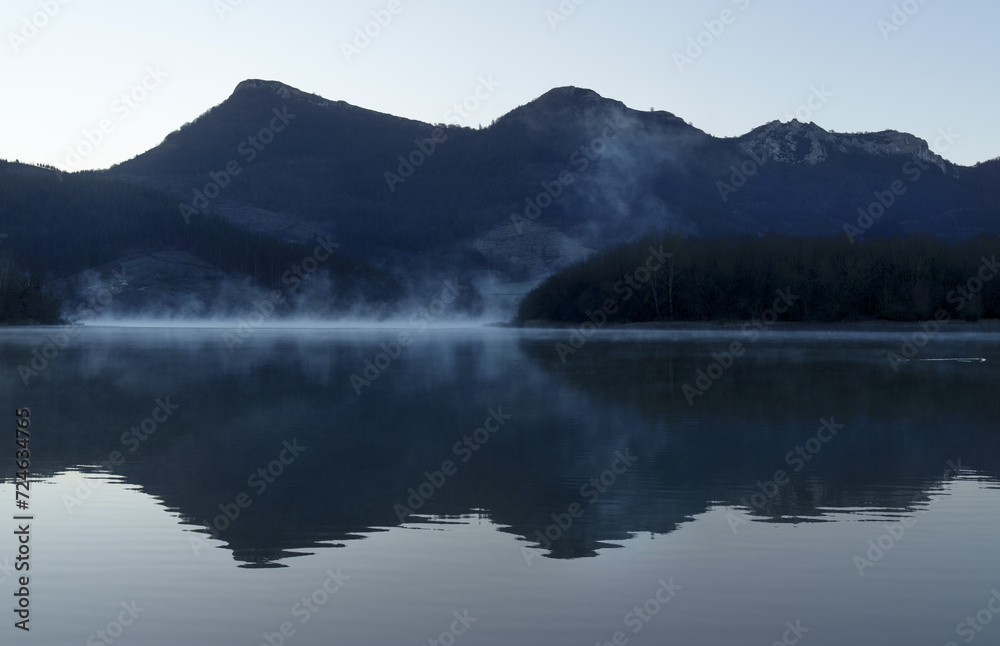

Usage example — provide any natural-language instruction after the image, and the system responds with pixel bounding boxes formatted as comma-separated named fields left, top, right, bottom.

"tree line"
left=518, top=233, right=1000, bottom=324
left=0, top=254, right=62, bottom=324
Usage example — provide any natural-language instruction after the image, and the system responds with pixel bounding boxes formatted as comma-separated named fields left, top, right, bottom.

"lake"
left=1, top=325, right=999, bottom=645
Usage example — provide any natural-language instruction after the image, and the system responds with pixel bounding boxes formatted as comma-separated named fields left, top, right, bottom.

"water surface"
left=1, top=326, right=998, bottom=645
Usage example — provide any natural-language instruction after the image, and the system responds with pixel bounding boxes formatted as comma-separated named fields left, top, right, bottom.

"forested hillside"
left=0, top=160, right=403, bottom=322
left=0, top=254, right=61, bottom=324
left=110, top=81, right=1000, bottom=267
left=5, top=82, right=1000, bottom=325
left=518, top=234, right=1000, bottom=324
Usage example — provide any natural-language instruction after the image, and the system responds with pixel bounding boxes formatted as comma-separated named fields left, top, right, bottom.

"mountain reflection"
left=2, top=326, right=998, bottom=566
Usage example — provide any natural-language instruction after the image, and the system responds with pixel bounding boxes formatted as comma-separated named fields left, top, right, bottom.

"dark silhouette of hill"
left=4, top=82, right=999, bottom=320
left=0, top=160, right=404, bottom=320
left=108, top=81, right=1000, bottom=269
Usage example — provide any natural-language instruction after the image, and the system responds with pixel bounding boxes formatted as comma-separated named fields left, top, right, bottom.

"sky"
left=1, top=0, right=998, bottom=172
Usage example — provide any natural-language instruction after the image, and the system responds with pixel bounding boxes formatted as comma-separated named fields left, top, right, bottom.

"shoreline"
left=2, top=319, right=999, bottom=334
left=512, top=319, right=1000, bottom=332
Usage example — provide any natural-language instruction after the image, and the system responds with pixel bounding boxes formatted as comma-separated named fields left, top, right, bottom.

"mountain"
left=4, top=82, right=998, bottom=321
left=0, top=160, right=407, bottom=321
left=108, top=81, right=999, bottom=271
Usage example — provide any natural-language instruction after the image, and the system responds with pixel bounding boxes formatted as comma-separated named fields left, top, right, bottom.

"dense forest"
left=518, top=233, right=1000, bottom=324
left=0, top=254, right=62, bottom=324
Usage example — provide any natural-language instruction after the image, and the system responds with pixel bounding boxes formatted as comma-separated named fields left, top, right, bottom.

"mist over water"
left=60, top=261, right=520, bottom=329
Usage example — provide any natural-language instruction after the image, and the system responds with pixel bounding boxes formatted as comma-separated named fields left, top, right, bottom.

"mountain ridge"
left=221, top=80, right=968, bottom=166
left=4, top=81, right=998, bottom=320
left=99, top=79, right=999, bottom=298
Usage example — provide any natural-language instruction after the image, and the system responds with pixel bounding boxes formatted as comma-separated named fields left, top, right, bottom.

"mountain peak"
left=513, top=86, right=624, bottom=117
left=739, top=120, right=948, bottom=170
left=230, top=79, right=336, bottom=110
left=753, top=119, right=828, bottom=137
left=537, top=86, right=606, bottom=103
left=501, top=85, right=692, bottom=133
left=234, top=79, right=299, bottom=97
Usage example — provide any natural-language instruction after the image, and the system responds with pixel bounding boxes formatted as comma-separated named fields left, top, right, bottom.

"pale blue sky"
left=2, top=0, right=997, bottom=171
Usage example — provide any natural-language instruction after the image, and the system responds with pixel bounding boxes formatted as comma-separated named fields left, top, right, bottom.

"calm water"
left=1, top=325, right=999, bottom=645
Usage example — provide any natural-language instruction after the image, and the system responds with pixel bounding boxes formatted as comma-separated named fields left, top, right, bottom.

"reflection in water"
left=2, top=326, right=1000, bottom=645
left=1, top=326, right=998, bottom=566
